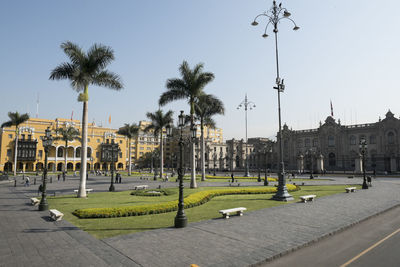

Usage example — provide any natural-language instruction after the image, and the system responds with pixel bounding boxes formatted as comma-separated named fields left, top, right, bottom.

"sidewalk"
left=1, top=177, right=399, bottom=266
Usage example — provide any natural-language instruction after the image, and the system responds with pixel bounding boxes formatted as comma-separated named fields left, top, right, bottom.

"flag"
left=108, top=115, right=111, bottom=124
left=330, top=100, right=334, bottom=117
left=71, top=110, right=73, bottom=121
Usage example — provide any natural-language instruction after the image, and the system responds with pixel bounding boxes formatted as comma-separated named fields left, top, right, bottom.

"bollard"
left=14, top=179, right=17, bottom=187
left=50, top=177, right=53, bottom=183
left=34, top=178, right=36, bottom=185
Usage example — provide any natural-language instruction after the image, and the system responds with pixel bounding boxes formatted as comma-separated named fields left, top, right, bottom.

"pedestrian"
left=231, top=173, right=234, bottom=183
left=38, top=184, right=43, bottom=195
left=367, top=176, right=372, bottom=187
left=62, top=172, right=66, bottom=182
left=57, top=174, right=60, bottom=181
left=86, top=172, right=89, bottom=181
left=119, top=173, right=122, bottom=183
left=25, top=176, right=30, bottom=187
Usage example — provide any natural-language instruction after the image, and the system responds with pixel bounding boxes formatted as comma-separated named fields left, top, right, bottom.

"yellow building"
left=0, top=118, right=127, bottom=172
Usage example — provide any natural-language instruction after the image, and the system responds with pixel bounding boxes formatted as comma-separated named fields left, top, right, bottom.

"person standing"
left=25, top=176, right=30, bottom=187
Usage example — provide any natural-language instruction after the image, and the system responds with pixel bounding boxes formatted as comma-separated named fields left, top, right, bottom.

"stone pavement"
left=1, top=175, right=400, bottom=266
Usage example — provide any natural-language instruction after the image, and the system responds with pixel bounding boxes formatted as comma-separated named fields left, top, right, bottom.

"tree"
left=144, top=110, right=174, bottom=180
left=117, top=123, right=139, bottom=176
left=159, top=61, right=215, bottom=188
left=54, top=126, right=80, bottom=173
left=1, top=112, right=30, bottom=176
left=195, top=94, right=225, bottom=181
left=49, top=41, right=123, bottom=198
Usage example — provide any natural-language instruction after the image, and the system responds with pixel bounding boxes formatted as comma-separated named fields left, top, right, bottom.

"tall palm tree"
left=54, top=126, right=80, bottom=173
left=1, top=112, right=30, bottom=176
left=195, top=94, right=225, bottom=181
left=117, top=123, right=139, bottom=176
left=159, top=61, right=215, bottom=188
left=144, top=110, right=174, bottom=180
left=49, top=41, right=123, bottom=198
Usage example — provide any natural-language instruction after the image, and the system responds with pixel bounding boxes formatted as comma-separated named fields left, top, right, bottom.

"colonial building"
left=0, top=118, right=127, bottom=172
left=279, top=111, right=400, bottom=173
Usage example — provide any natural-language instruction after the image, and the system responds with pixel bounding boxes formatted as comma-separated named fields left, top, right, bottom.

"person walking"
left=231, top=173, right=234, bottom=183
left=25, top=176, right=30, bottom=187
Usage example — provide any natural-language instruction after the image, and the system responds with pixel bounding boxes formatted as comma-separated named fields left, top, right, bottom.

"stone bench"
left=134, top=185, right=148, bottom=190
left=219, top=207, right=247, bottom=219
left=30, top=197, right=40, bottom=206
left=49, top=209, right=64, bottom=221
left=300, top=194, right=316, bottom=203
left=74, top=189, right=93, bottom=194
left=345, top=187, right=356, bottom=193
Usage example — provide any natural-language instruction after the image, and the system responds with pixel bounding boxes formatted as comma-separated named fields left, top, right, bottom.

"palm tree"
left=54, top=126, right=80, bottom=174
left=159, top=61, right=215, bottom=188
left=49, top=41, right=123, bottom=198
left=144, top=110, right=174, bottom=180
left=117, top=123, right=139, bottom=176
left=1, top=112, right=30, bottom=176
left=195, top=94, right=225, bottom=181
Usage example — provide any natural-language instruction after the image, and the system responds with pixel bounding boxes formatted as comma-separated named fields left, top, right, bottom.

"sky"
left=1, top=0, right=399, bottom=141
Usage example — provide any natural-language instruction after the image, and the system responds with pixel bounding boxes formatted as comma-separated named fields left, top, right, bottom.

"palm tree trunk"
left=128, top=137, right=132, bottom=176
left=200, top=121, right=206, bottom=181
left=13, top=128, right=18, bottom=176
left=160, top=132, right=163, bottom=179
left=64, top=140, right=68, bottom=173
left=190, top=101, right=197, bottom=188
left=78, top=88, right=88, bottom=198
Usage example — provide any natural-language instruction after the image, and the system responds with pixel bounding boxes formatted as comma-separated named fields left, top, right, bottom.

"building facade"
left=279, top=111, right=400, bottom=173
left=0, top=118, right=127, bottom=172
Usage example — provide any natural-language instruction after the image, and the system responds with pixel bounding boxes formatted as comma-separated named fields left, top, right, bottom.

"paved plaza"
left=1, top=174, right=400, bottom=266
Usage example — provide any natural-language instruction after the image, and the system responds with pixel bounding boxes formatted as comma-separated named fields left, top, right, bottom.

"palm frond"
left=60, top=42, right=85, bottom=66
left=159, top=87, right=188, bottom=106
left=87, top=44, right=115, bottom=71
left=93, top=70, right=123, bottom=90
left=49, top=62, right=76, bottom=81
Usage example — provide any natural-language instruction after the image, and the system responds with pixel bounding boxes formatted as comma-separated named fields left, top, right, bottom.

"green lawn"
left=47, top=185, right=358, bottom=239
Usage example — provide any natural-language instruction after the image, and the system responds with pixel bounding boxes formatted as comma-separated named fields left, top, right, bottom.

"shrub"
left=205, top=175, right=278, bottom=182
left=130, top=188, right=176, bottom=197
left=73, top=184, right=298, bottom=219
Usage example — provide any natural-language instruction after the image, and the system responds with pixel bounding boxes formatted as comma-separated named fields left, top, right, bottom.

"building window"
left=96, top=152, right=100, bottom=157
left=312, top=138, right=318, bottom=147
left=21, top=134, right=25, bottom=140
left=57, top=148, right=63, bottom=157
left=329, top=153, right=336, bottom=166
left=76, top=148, right=81, bottom=157
left=87, top=138, right=90, bottom=142
left=97, top=139, right=100, bottom=143
left=38, top=150, right=43, bottom=158
left=120, top=140, right=123, bottom=144
left=305, top=138, right=310, bottom=148
left=140, top=147, right=144, bottom=150
left=8, top=134, right=12, bottom=139
left=7, top=149, right=12, bottom=157
left=350, top=135, right=356, bottom=145
left=28, top=135, right=32, bottom=140
left=328, top=136, right=335, bottom=147
left=370, top=135, right=376, bottom=144
left=87, top=149, right=91, bottom=158
left=147, top=147, right=151, bottom=150
left=388, top=132, right=395, bottom=144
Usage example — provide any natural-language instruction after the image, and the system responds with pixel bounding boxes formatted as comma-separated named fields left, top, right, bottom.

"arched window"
left=57, top=148, right=63, bottom=157
left=388, top=132, right=395, bottom=144
left=75, top=147, right=81, bottom=158
left=328, top=136, right=335, bottom=147
left=350, top=135, right=356, bottom=145
left=87, top=148, right=92, bottom=158
left=329, top=153, right=336, bottom=166
left=370, top=135, right=376, bottom=144
left=312, top=138, right=318, bottom=147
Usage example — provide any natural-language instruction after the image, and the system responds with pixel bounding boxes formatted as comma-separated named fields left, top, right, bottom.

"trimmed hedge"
left=73, top=184, right=299, bottom=219
left=130, top=188, right=176, bottom=197
left=204, top=175, right=278, bottom=181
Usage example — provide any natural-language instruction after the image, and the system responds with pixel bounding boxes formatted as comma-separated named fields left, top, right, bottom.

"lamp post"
left=39, top=127, right=53, bottom=211
left=109, top=140, right=119, bottom=192
left=213, top=150, right=217, bottom=176
left=171, top=111, right=197, bottom=228
left=252, top=1, right=299, bottom=201
left=359, top=138, right=368, bottom=189
left=307, top=148, right=315, bottom=179
left=237, top=94, right=256, bottom=177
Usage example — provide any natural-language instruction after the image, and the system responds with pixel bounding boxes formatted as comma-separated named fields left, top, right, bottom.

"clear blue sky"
left=1, top=0, right=399, bottom=140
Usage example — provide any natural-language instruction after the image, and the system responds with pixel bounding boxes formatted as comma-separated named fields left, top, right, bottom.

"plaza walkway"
left=1, top=175, right=399, bottom=266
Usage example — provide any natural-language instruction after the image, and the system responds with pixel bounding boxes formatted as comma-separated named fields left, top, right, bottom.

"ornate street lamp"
left=109, top=140, right=119, bottom=192
left=359, top=138, right=368, bottom=189
left=237, top=94, right=256, bottom=177
left=39, top=127, right=53, bottom=211
left=213, top=150, right=217, bottom=176
left=252, top=1, right=299, bottom=201
left=173, top=111, right=196, bottom=228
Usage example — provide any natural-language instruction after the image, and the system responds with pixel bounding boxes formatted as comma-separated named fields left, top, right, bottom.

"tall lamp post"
left=359, top=138, right=368, bottom=189
left=109, top=140, right=119, bottom=192
left=237, top=94, right=256, bottom=177
left=39, top=127, right=53, bottom=211
left=170, top=111, right=197, bottom=228
left=213, top=150, right=217, bottom=176
left=252, top=1, right=299, bottom=201
left=307, top=148, right=315, bottom=179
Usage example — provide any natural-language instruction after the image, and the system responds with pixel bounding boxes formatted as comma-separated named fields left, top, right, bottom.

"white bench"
left=74, top=189, right=93, bottom=194
left=49, top=209, right=64, bottom=221
left=300, top=195, right=316, bottom=203
left=219, top=207, right=247, bottom=219
left=30, top=197, right=40, bottom=206
left=345, top=187, right=356, bottom=193
left=134, top=185, right=148, bottom=190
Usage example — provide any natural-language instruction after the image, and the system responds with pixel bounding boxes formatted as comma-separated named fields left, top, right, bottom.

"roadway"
left=261, top=204, right=400, bottom=267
